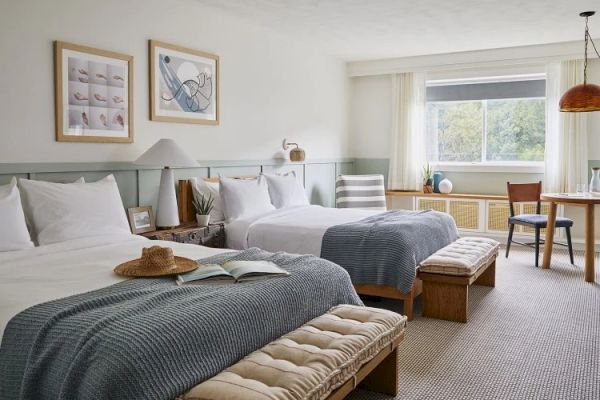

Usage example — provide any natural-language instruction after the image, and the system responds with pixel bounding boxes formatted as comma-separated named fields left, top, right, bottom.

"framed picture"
left=149, top=40, right=219, bottom=125
left=54, top=41, right=133, bottom=143
left=128, top=206, right=155, bottom=234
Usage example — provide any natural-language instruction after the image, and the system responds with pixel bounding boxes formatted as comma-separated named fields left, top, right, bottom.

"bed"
left=0, top=234, right=362, bottom=399
left=179, top=178, right=460, bottom=319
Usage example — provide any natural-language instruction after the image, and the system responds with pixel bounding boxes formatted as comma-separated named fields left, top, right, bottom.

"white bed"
left=0, top=234, right=229, bottom=337
left=225, top=205, right=381, bottom=255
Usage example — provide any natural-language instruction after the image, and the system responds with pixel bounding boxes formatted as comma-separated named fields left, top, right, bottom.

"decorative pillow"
left=335, top=174, right=387, bottom=210
left=189, top=177, right=225, bottom=221
left=262, top=171, right=309, bottom=208
left=18, top=174, right=131, bottom=245
left=0, top=178, right=34, bottom=252
left=219, top=175, right=275, bottom=222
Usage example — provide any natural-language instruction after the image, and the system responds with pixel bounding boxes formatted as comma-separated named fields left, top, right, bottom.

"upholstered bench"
left=417, top=237, right=499, bottom=323
left=179, top=305, right=407, bottom=400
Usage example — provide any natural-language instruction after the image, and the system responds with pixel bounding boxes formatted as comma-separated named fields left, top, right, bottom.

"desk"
left=541, top=193, right=600, bottom=282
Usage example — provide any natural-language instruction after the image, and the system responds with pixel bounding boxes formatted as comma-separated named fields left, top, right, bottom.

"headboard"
left=178, top=177, right=254, bottom=223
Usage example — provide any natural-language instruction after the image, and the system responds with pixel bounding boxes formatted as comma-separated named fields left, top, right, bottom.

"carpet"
left=349, top=247, right=600, bottom=400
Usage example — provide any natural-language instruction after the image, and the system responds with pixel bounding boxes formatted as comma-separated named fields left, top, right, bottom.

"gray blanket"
left=0, top=248, right=362, bottom=400
left=321, top=210, right=459, bottom=293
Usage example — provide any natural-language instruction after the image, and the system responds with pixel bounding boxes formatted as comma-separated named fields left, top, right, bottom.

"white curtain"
left=544, top=60, right=588, bottom=192
left=388, top=72, right=426, bottom=190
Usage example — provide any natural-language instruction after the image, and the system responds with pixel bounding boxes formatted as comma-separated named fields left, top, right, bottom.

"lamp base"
left=156, top=167, right=180, bottom=228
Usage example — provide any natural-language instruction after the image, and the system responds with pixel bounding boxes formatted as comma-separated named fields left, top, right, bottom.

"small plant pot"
left=196, top=214, right=210, bottom=227
left=423, top=185, right=434, bottom=193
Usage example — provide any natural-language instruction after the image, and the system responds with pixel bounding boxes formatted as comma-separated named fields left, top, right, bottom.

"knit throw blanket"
left=321, top=210, right=459, bottom=293
left=0, top=248, right=362, bottom=400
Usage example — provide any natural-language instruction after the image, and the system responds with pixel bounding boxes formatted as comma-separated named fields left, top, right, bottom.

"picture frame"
left=128, top=206, right=155, bottom=234
left=54, top=40, right=133, bottom=143
left=149, top=40, right=219, bottom=125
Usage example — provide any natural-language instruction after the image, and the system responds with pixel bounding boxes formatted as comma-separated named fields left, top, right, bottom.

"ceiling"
left=197, top=0, right=599, bottom=61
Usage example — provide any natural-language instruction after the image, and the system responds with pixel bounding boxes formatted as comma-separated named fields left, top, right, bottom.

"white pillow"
left=19, top=174, right=131, bottom=245
left=0, top=178, right=34, bottom=252
left=219, top=176, right=275, bottom=221
left=189, top=177, right=225, bottom=221
left=262, top=171, right=309, bottom=208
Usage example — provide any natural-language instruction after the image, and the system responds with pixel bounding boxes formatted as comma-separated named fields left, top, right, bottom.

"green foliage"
left=426, top=98, right=545, bottom=163
left=193, top=193, right=214, bottom=216
left=486, top=99, right=545, bottom=161
left=422, top=162, right=434, bottom=184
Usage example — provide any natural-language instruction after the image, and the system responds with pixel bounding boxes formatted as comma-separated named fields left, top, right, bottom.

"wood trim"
left=541, top=194, right=600, bottom=205
left=326, top=335, right=402, bottom=400
left=54, top=41, right=134, bottom=143
left=149, top=40, right=219, bottom=125
left=354, top=279, right=422, bottom=321
left=387, top=191, right=508, bottom=201
left=178, top=179, right=196, bottom=223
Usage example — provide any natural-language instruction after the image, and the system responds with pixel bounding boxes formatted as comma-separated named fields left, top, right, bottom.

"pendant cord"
left=584, top=16, right=589, bottom=84
left=583, top=14, right=600, bottom=85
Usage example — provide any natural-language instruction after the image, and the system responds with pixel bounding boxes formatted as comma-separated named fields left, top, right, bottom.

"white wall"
left=349, top=61, right=600, bottom=161
left=0, top=0, right=349, bottom=163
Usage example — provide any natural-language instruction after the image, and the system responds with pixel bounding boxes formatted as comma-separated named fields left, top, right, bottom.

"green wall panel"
left=305, top=163, right=336, bottom=207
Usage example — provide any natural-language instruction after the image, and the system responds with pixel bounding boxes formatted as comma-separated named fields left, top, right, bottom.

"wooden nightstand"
left=141, top=222, right=225, bottom=248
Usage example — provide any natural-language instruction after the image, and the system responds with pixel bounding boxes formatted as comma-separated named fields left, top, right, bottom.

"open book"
left=176, top=260, right=290, bottom=285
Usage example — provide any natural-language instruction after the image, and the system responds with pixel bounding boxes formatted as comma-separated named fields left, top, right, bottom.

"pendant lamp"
left=559, top=11, right=600, bottom=112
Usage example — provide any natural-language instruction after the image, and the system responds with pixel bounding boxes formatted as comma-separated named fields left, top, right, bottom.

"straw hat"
left=114, top=246, right=198, bottom=277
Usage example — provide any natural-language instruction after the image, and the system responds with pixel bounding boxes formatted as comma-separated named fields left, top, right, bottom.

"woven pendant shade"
left=559, top=83, right=600, bottom=112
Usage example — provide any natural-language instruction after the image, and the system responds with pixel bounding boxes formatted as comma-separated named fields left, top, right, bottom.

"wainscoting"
left=0, top=159, right=355, bottom=212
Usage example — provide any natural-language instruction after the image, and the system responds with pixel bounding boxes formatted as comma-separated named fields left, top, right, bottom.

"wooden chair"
left=506, top=181, right=574, bottom=267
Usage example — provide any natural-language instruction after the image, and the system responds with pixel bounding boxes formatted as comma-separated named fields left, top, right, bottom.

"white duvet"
left=0, top=234, right=229, bottom=337
left=226, top=205, right=381, bottom=256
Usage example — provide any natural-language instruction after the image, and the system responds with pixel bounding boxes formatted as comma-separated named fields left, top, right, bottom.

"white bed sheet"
left=226, top=205, right=381, bottom=256
left=0, top=234, right=230, bottom=337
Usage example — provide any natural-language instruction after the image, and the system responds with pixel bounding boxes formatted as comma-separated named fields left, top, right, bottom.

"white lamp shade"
left=134, top=138, right=199, bottom=168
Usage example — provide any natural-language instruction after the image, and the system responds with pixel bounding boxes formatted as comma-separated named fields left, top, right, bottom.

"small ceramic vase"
left=196, top=214, right=210, bottom=227
left=591, top=167, right=600, bottom=192
left=439, top=178, right=453, bottom=194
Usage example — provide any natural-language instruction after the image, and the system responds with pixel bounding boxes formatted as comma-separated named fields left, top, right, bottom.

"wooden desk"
left=541, top=193, right=600, bottom=282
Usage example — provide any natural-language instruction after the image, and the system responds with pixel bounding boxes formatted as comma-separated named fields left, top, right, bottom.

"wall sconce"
left=282, top=138, right=306, bottom=162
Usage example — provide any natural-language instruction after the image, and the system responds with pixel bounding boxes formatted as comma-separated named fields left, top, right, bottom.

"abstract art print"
left=54, top=41, right=133, bottom=143
left=150, top=40, right=219, bottom=125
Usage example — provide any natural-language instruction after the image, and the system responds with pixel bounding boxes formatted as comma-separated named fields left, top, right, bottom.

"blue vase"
left=433, top=172, right=444, bottom=193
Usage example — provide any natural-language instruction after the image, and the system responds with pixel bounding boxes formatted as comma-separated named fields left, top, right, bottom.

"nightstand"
left=141, top=222, right=226, bottom=248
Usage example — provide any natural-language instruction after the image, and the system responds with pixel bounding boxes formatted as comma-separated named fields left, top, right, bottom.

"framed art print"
left=128, top=206, right=155, bottom=234
left=149, top=40, right=219, bottom=125
left=55, top=41, right=133, bottom=143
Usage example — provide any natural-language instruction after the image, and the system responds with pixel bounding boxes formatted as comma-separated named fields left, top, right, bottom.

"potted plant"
left=193, top=194, right=214, bottom=227
left=422, top=163, right=434, bottom=193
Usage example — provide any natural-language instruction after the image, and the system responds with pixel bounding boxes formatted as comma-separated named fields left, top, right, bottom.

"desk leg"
left=542, top=202, right=557, bottom=269
left=585, top=204, right=595, bottom=283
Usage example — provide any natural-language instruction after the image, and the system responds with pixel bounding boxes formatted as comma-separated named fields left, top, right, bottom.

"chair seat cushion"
left=180, top=305, right=406, bottom=400
left=509, top=214, right=573, bottom=227
left=418, top=237, right=499, bottom=276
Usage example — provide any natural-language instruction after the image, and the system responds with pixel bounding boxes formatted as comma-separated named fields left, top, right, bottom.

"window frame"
left=425, top=78, right=546, bottom=173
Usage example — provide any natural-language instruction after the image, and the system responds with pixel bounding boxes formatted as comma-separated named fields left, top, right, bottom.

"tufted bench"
left=417, top=237, right=499, bottom=323
left=179, top=305, right=407, bottom=400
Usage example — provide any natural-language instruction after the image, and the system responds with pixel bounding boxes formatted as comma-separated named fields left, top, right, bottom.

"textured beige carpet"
left=350, top=247, right=600, bottom=400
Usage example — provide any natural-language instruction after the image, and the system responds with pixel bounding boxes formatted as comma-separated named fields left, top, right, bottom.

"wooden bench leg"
left=403, top=297, right=414, bottom=321
left=474, top=260, right=496, bottom=287
left=422, top=281, right=468, bottom=323
left=359, top=347, right=398, bottom=396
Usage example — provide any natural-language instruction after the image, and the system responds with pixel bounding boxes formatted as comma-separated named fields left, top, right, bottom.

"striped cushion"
left=335, top=174, right=387, bottom=210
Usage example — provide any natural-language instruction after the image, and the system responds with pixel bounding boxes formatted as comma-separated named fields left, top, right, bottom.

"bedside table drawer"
left=142, top=223, right=226, bottom=249
left=172, top=226, right=225, bottom=248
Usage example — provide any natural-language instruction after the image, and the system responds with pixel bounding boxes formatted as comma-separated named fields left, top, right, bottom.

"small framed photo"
left=128, top=206, right=155, bottom=234
left=149, top=40, right=219, bottom=125
left=55, top=40, right=133, bottom=143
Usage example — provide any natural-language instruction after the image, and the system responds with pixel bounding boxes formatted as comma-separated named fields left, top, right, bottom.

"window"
left=425, top=77, right=546, bottom=164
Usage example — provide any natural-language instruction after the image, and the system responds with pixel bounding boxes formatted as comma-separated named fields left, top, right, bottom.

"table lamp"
left=134, top=139, right=199, bottom=228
